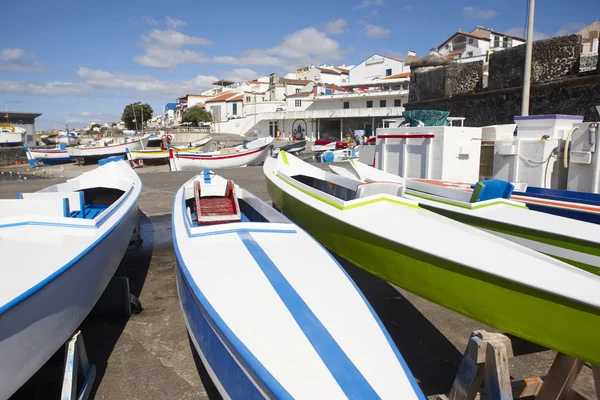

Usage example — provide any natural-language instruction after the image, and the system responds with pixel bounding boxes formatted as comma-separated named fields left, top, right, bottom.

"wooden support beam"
left=537, top=353, right=584, bottom=400
left=592, top=366, right=600, bottom=400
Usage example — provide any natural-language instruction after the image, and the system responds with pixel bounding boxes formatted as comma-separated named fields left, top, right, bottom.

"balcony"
left=452, top=41, right=467, bottom=50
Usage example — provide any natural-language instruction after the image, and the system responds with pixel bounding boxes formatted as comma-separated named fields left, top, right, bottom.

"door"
left=365, top=123, right=373, bottom=136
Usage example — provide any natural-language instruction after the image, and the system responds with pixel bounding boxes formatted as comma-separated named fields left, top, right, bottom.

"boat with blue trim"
left=25, top=144, right=76, bottom=166
left=0, top=160, right=142, bottom=398
left=173, top=169, right=424, bottom=399
left=265, top=151, right=600, bottom=365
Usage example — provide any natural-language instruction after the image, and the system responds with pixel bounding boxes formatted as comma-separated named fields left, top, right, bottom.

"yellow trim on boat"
left=276, top=173, right=420, bottom=211
left=407, top=190, right=528, bottom=210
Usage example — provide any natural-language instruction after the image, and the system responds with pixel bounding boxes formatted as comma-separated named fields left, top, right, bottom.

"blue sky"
left=1, top=0, right=596, bottom=129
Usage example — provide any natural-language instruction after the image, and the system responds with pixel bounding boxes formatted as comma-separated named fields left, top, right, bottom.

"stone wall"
left=0, top=147, right=27, bottom=166
left=488, top=35, right=581, bottom=90
left=445, top=62, right=484, bottom=97
left=405, top=75, right=600, bottom=126
left=409, top=62, right=483, bottom=103
left=580, top=52, right=598, bottom=73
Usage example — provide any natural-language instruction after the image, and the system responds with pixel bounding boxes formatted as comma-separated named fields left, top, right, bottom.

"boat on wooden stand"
left=0, top=160, right=142, bottom=398
left=265, top=151, right=600, bottom=365
left=173, top=169, right=424, bottom=399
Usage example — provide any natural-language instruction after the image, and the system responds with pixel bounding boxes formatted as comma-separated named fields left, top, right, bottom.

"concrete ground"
left=2, top=162, right=597, bottom=400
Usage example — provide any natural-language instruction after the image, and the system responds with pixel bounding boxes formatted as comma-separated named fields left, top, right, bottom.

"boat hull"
left=170, top=145, right=270, bottom=171
left=265, top=175, right=600, bottom=365
left=25, top=147, right=75, bottom=166
left=0, top=199, right=138, bottom=398
left=69, top=138, right=149, bottom=163
left=0, top=131, right=23, bottom=147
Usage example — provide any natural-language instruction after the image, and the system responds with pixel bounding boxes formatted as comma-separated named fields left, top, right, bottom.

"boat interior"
left=10, top=187, right=124, bottom=220
left=291, top=173, right=405, bottom=202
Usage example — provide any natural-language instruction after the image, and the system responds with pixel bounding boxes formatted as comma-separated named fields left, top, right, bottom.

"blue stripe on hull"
left=176, top=266, right=265, bottom=400
left=30, top=157, right=75, bottom=165
left=525, top=203, right=600, bottom=224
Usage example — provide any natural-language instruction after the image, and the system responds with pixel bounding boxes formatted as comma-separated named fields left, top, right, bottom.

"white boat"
left=173, top=170, right=425, bottom=399
left=169, top=136, right=272, bottom=171
left=273, top=140, right=307, bottom=156
left=68, top=136, right=149, bottom=163
left=127, top=137, right=212, bottom=161
left=348, top=160, right=600, bottom=276
left=0, top=125, right=26, bottom=147
left=320, top=148, right=359, bottom=162
left=25, top=144, right=75, bottom=166
left=265, top=151, right=600, bottom=365
left=42, top=130, right=78, bottom=146
left=312, top=142, right=336, bottom=152
left=0, top=160, right=141, bottom=398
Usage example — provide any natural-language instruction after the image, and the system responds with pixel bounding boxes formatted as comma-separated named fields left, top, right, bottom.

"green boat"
left=264, top=151, right=600, bottom=365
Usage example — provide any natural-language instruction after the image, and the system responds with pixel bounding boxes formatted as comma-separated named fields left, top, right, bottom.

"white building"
left=175, top=94, right=213, bottom=124
left=302, top=66, right=349, bottom=85
left=348, top=54, right=409, bottom=85
left=437, top=27, right=525, bottom=63
left=578, top=21, right=600, bottom=54
left=268, top=76, right=313, bottom=102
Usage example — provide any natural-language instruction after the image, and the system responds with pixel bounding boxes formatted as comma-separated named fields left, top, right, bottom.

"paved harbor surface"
left=1, top=162, right=597, bottom=399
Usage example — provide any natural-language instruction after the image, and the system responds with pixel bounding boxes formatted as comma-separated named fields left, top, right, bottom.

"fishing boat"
left=265, top=151, right=600, bottom=365
left=127, top=136, right=211, bottom=162
left=0, top=124, right=26, bottom=147
left=173, top=170, right=424, bottom=399
left=348, top=161, right=600, bottom=276
left=41, top=130, right=78, bottom=146
left=68, top=135, right=149, bottom=164
left=169, top=136, right=272, bottom=171
left=273, top=140, right=306, bottom=156
left=0, top=160, right=141, bottom=399
left=25, top=144, right=76, bottom=166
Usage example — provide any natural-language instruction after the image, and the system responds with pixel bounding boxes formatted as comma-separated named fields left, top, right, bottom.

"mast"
left=521, top=0, right=535, bottom=116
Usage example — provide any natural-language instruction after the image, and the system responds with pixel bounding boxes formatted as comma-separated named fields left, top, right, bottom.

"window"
left=494, top=36, right=501, bottom=48
left=467, top=51, right=473, bottom=57
left=246, top=96, right=251, bottom=102
left=295, top=88, right=301, bottom=93
left=366, top=100, right=373, bottom=108
left=232, top=103, right=237, bottom=115
left=380, top=100, right=386, bottom=107
left=394, top=99, right=401, bottom=107
left=262, top=97, right=265, bottom=101
left=343, top=101, right=349, bottom=109
left=295, top=100, right=302, bottom=107
left=385, top=68, right=392, bottom=76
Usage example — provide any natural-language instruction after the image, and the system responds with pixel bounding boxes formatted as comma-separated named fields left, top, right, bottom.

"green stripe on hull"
left=417, top=203, right=600, bottom=274
left=266, top=177, right=600, bottom=365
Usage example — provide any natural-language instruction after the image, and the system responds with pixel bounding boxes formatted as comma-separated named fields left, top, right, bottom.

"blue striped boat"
left=173, top=169, right=425, bottom=399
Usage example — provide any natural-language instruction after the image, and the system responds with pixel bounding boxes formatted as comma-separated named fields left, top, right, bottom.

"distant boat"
left=41, top=130, right=78, bottom=146
left=173, top=170, right=425, bottom=399
left=127, top=137, right=212, bottom=162
left=0, top=124, right=26, bottom=147
left=68, top=136, right=149, bottom=164
left=25, top=144, right=75, bottom=166
left=0, top=160, right=141, bottom=399
left=265, top=151, right=600, bottom=365
left=169, top=137, right=272, bottom=171
left=320, top=148, right=359, bottom=163
left=273, top=140, right=306, bottom=156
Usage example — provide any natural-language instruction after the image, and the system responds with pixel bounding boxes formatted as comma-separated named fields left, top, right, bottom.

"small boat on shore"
left=265, top=151, right=600, bottom=365
left=273, top=139, right=306, bottom=156
left=0, top=160, right=141, bottom=399
left=68, top=136, right=149, bottom=164
left=127, top=136, right=211, bottom=162
left=0, top=124, right=26, bottom=147
left=25, top=144, right=76, bottom=166
left=173, top=169, right=424, bottom=399
left=169, top=136, right=272, bottom=171
left=41, top=130, right=78, bottom=146
left=348, top=161, right=600, bottom=276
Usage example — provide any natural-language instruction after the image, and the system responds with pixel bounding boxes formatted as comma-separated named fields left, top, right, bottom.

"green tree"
left=121, top=102, right=153, bottom=130
left=181, top=107, right=212, bottom=126
left=100, top=126, right=108, bottom=134
left=90, top=123, right=101, bottom=129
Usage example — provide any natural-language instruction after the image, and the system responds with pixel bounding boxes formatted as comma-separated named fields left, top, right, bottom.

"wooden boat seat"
left=193, top=180, right=241, bottom=226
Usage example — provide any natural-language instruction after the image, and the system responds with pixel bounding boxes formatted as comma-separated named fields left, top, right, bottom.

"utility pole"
left=521, top=0, right=535, bottom=116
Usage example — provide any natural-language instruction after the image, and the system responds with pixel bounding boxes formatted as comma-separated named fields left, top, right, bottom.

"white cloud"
left=363, top=24, right=391, bottom=38
left=220, top=68, right=261, bottom=82
left=214, top=27, right=345, bottom=70
left=141, top=16, right=158, bottom=26
left=556, top=22, right=586, bottom=37
left=77, top=67, right=218, bottom=98
left=504, top=27, right=548, bottom=41
left=135, top=28, right=212, bottom=69
left=0, top=80, right=90, bottom=96
left=326, top=19, right=348, bottom=35
left=0, top=48, right=45, bottom=73
left=165, top=16, right=186, bottom=29
left=463, top=6, right=497, bottom=20
left=354, top=0, right=384, bottom=10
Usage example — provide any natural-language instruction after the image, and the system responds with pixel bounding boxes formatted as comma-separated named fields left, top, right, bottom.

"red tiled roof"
left=438, top=30, right=491, bottom=49
left=248, top=80, right=269, bottom=85
left=205, top=91, right=238, bottom=103
left=384, top=55, right=404, bottom=63
left=281, top=78, right=312, bottom=86
left=336, top=68, right=350, bottom=74
left=227, top=94, right=243, bottom=101
left=382, top=72, right=410, bottom=80
left=317, top=67, right=341, bottom=75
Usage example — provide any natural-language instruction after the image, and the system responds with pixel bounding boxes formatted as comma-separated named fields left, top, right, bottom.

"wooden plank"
left=537, top=353, right=584, bottom=400
left=449, top=336, right=485, bottom=400
left=483, top=340, right=512, bottom=400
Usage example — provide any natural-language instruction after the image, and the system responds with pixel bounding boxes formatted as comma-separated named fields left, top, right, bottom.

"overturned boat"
left=0, top=160, right=141, bottom=398
left=169, top=136, right=272, bottom=171
left=265, top=151, right=600, bottom=365
left=173, top=170, right=424, bottom=399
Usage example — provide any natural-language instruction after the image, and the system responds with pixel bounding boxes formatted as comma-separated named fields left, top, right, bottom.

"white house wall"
left=350, top=55, right=404, bottom=83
